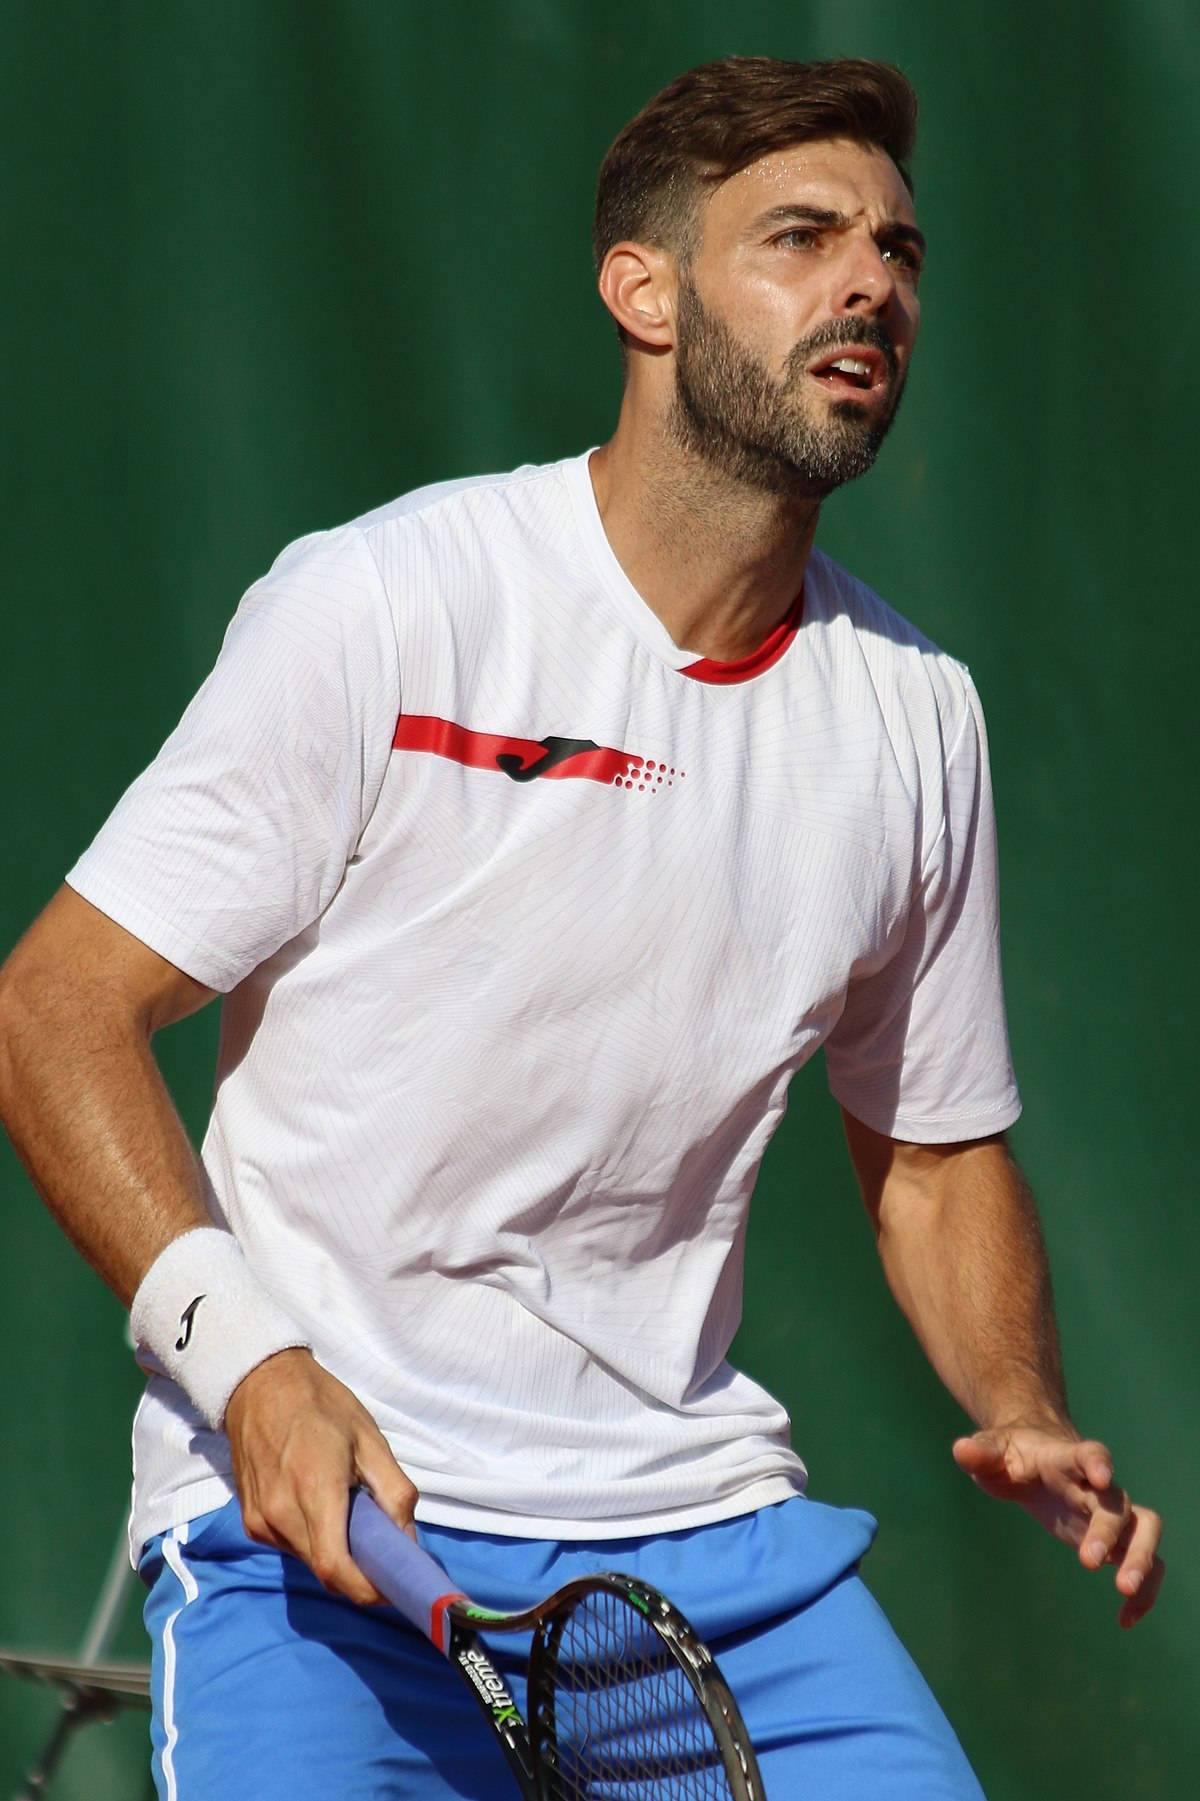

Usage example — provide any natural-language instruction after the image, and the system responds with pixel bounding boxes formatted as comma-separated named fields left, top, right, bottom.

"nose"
left=831, top=233, right=897, bottom=316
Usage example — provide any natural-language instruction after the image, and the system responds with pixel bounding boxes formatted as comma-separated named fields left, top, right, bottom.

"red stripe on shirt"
left=392, top=716, right=642, bottom=785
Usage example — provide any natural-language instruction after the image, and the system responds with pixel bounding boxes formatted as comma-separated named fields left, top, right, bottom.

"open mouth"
left=807, top=348, right=888, bottom=397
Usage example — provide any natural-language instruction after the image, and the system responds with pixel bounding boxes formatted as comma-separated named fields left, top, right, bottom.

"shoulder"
left=350, top=456, right=582, bottom=565
left=256, top=456, right=582, bottom=601
left=349, top=460, right=553, bottom=531
left=805, top=547, right=979, bottom=731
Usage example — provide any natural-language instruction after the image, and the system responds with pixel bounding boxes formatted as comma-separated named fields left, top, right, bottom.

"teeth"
left=829, top=357, right=872, bottom=377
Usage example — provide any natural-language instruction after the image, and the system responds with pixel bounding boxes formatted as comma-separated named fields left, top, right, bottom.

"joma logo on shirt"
left=495, top=735, right=603, bottom=781
left=392, top=715, right=684, bottom=791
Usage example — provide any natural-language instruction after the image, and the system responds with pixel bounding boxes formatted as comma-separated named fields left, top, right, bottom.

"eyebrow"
left=753, top=203, right=927, bottom=260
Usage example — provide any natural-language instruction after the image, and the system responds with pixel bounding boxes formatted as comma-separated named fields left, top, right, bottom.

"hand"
left=952, top=1425, right=1163, bottom=1627
left=224, top=1346, right=418, bottom=1604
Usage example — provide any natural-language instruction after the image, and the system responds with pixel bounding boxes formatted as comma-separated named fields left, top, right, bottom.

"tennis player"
left=0, top=56, right=1163, bottom=1799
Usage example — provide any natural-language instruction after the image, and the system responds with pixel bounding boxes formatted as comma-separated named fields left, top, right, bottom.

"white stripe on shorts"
left=159, top=1522, right=196, bottom=1801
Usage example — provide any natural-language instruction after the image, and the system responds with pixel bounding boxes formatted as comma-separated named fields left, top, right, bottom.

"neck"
left=588, top=399, right=822, bottom=663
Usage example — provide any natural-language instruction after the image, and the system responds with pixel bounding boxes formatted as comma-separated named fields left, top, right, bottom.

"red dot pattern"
left=612, top=759, right=685, bottom=794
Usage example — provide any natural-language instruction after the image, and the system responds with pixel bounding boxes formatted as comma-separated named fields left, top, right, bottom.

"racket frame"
left=348, top=1490, right=765, bottom=1800
left=529, top=1572, right=764, bottom=1799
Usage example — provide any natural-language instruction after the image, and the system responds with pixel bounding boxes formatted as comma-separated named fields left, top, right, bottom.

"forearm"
left=1, top=888, right=417, bottom=1594
left=0, top=888, right=215, bottom=1303
left=845, top=1117, right=1071, bottom=1431
left=891, top=1152, right=1067, bottom=1427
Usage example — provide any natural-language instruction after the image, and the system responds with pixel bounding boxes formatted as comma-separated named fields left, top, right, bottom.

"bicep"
left=2, top=885, right=217, bottom=1038
left=840, top=1106, right=1013, bottom=1234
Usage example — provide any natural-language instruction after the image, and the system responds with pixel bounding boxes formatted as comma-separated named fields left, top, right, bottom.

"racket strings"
left=537, top=1589, right=734, bottom=1799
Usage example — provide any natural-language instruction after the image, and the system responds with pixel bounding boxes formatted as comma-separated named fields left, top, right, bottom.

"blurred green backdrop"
left=2, top=2, right=1195, bottom=1796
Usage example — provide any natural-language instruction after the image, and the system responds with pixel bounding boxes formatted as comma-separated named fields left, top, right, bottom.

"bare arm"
left=842, top=1109, right=1163, bottom=1626
left=0, top=885, right=416, bottom=1596
left=0, top=887, right=219, bottom=1294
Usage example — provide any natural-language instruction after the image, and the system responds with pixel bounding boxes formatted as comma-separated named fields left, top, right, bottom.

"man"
left=0, top=55, right=1163, bottom=1799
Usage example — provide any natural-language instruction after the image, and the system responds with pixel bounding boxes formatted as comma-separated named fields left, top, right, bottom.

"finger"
left=1119, top=1553, right=1165, bottom=1630
left=952, top=1433, right=1046, bottom=1487
left=306, top=1430, right=423, bottom=1605
left=1016, top=1447, right=1103, bottom=1519
left=1072, top=1439, right=1114, bottom=1492
left=1006, top=1433, right=1105, bottom=1492
left=952, top=1434, right=1010, bottom=1476
left=237, top=1478, right=316, bottom=1563
left=1044, top=1472, right=1092, bottom=1514
left=238, top=1508, right=295, bottom=1557
left=1079, top=1483, right=1133, bottom=1570
left=1114, top=1506, right=1163, bottom=1597
left=355, top=1435, right=420, bottom=1543
left=301, top=1476, right=384, bottom=1605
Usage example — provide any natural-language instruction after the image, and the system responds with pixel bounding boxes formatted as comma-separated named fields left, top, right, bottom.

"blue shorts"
left=140, top=1495, right=985, bottom=1799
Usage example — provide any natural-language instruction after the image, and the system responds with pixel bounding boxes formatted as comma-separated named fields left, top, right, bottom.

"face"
left=668, top=138, right=924, bottom=496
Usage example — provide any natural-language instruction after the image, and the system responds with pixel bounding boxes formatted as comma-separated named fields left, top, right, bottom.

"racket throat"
left=450, top=1637, right=539, bottom=1795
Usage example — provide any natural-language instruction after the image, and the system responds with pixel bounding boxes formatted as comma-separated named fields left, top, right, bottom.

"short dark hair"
left=593, top=56, right=917, bottom=271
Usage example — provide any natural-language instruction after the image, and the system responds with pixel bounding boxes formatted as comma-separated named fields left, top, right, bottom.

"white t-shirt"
left=68, top=451, right=1021, bottom=1553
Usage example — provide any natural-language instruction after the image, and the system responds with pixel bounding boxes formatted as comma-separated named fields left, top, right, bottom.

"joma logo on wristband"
left=175, top=1294, right=206, bottom=1351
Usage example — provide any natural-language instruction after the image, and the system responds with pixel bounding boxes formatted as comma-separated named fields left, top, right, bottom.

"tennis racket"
left=347, top=1489, right=766, bottom=1800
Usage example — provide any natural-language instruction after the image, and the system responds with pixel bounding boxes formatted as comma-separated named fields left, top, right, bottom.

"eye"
left=773, top=227, right=819, bottom=250
left=881, top=241, right=923, bottom=275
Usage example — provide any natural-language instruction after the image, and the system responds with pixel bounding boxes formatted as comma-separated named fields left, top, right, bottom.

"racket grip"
left=347, top=1489, right=466, bottom=1650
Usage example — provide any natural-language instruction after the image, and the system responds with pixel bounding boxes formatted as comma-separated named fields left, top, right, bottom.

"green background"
left=2, top=2, right=1194, bottom=1795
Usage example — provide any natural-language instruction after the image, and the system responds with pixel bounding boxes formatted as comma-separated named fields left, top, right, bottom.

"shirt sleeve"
left=66, top=525, right=401, bottom=992
left=823, top=669, right=1022, bottom=1143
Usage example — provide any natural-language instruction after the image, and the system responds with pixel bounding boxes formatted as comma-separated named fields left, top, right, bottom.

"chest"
left=340, top=596, right=922, bottom=1097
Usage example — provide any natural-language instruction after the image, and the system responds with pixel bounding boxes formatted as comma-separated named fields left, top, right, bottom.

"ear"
left=597, top=241, right=677, bottom=350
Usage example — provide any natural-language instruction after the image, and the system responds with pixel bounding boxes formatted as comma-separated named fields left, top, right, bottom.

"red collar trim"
left=679, top=589, right=804, bottom=685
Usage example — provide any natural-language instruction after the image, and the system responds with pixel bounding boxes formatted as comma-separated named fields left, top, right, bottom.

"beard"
left=668, top=271, right=906, bottom=498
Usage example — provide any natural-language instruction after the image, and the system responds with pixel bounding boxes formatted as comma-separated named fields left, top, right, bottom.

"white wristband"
left=130, top=1228, right=310, bottom=1430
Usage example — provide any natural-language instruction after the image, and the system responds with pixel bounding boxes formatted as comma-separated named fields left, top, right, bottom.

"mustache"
left=786, top=317, right=899, bottom=384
